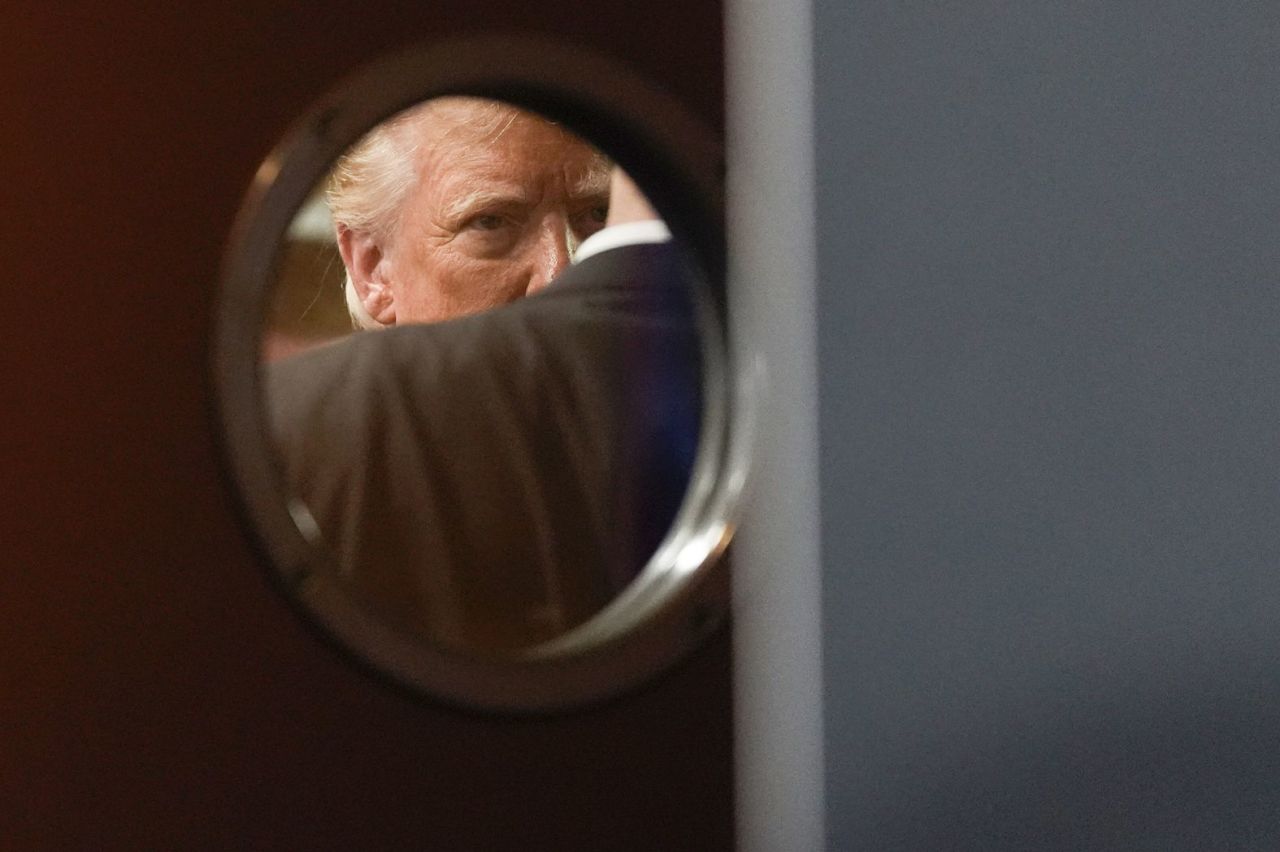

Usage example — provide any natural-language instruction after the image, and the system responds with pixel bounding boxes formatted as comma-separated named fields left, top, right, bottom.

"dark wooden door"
left=0, top=4, right=729, bottom=848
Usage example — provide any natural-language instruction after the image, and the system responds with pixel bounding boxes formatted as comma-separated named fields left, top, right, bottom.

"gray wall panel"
left=814, top=3, right=1280, bottom=847
left=728, top=0, right=825, bottom=847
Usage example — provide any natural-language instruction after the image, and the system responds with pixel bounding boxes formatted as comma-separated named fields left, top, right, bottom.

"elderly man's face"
left=356, top=101, right=609, bottom=325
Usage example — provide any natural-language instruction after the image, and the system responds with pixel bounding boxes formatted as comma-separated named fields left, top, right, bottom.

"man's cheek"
left=456, top=257, right=524, bottom=298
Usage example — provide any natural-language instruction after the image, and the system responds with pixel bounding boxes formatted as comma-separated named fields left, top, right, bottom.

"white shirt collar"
left=573, top=219, right=672, bottom=264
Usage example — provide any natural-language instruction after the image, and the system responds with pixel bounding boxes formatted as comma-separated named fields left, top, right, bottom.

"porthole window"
left=213, top=37, right=746, bottom=711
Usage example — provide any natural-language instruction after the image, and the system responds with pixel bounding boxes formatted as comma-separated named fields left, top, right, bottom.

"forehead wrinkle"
left=414, top=136, right=518, bottom=205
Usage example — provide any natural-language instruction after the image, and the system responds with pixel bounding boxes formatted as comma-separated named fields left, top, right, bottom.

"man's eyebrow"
left=571, top=160, right=612, bottom=198
left=440, top=187, right=531, bottom=221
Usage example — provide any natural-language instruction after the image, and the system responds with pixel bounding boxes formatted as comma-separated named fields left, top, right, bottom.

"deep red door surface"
left=0, top=4, right=729, bottom=848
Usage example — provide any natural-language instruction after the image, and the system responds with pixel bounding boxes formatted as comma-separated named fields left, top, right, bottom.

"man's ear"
left=336, top=224, right=396, bottom=325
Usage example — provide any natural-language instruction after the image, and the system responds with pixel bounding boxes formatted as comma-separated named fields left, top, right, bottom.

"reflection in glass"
left=260, top=98, right=704, bottom=654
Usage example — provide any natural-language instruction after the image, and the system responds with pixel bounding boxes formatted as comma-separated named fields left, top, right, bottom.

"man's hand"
left=605, top=167, right=661, bottom=227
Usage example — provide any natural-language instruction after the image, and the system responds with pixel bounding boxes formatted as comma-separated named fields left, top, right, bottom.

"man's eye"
left=573, top=206, right=608, bottom=232
left=469, top=214, right=506, bottom=231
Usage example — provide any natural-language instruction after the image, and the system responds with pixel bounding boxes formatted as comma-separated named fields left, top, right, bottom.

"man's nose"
left=526, top=221, right=573, bottom=295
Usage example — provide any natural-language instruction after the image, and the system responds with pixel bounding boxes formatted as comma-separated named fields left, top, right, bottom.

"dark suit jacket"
left=267, top=243, right=702, bottom=653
